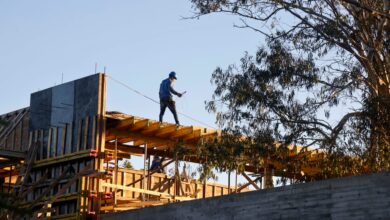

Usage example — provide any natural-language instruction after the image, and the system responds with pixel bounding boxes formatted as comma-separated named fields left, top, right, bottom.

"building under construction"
left=0, top=74, right=322, bottom=219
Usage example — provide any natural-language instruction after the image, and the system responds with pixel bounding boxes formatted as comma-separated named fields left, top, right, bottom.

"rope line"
left=106, top=75, right=218, bottom=129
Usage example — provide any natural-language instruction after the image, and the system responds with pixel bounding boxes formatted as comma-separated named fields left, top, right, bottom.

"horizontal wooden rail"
left=102, top=182, right=193, bottom=201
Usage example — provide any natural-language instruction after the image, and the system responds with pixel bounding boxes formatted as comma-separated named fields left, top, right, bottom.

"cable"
left=106, top=75, right=218, bottom=129
left=107, top=75, right=160, bottom=105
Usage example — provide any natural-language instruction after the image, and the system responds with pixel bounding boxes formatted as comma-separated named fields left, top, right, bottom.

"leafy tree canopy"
left=190, top=0, right=390, bottom=179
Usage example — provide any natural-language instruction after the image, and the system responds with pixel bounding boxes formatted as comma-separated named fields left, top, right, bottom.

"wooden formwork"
left=0, top=107, right=30, bottom=153
left=0, top=74, right=107, bottom=219
left=8, top=114, right=102, bottom=219
left=1, top=111, right=254, bottom=219
left=0, top=73, right=325, bottom=219
left=0, top=74, right=252, bottom=219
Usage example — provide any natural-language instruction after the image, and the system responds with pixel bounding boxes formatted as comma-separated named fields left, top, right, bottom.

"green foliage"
left=197, top=164, right=218, bottom=182
left=121, top=160, right=134, bottom=169
left=190, top=0, right=390, bottom=179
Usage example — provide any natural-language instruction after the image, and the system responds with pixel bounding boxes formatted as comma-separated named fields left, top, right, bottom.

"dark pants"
left=159, top=97, right=179, bottom=125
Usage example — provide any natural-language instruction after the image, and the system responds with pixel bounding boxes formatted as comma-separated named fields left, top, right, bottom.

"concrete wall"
left=29, top=73, right=101, bottom=131
left=103, top=172, right=390, bottom=220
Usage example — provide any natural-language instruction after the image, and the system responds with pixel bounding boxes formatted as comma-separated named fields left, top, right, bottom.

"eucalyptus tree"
left=190, top=0, right=390, bottom=179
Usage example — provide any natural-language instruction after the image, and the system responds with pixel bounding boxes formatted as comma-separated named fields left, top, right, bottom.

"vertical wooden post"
left=202, top=177, right=206, bottom=198
left=19, top=118, right=24, bottom=152
left=121, top=172, right=125, bottom=197
left=61, top=125, right=67, bottom=156
left=203, top=157, right=207, bottom=198
left=262, top=167, right=267, bottom=189
left=39, top=129, right=44, bottom=160
left=263, top=162, right=273, bottom=189
left=93, top=73, right=107, bottom=217
left=83, top=117, right=89, bottom=150
left=147, top=155, right=151, bottom=190
left=47, top=128, right=52, bottom=159
left=114, top=138, right=118, bottom=207
left=143, top=143, right=148, bottom=202
left=147, top=154, right=151, bottom=201
left=68, top=122, right=73, bottom=154
left=52, top=127, right=57, bottom=157
left=235, top=170, right=238, bottom=193
left=10, top=126, right=15, bottom=151
left=8, top=165, right=12, bottom=193
left=174, top=155, right=179, bottom=197
left=228, top=170, right=231, bottom=194
left=91, top=117, right=96, bottom=150
left=76, top=120, right=82, bottom=152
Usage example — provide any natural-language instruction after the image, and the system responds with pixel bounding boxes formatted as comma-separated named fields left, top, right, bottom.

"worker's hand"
left=178, top=91, right=186, bottom=98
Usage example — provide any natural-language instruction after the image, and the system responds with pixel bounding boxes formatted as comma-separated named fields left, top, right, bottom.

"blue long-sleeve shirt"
left=159, top=78, right=180, bottom=99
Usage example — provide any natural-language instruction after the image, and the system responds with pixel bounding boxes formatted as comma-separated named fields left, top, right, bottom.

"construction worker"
left=159, top=71, right=184, bottom=125
left=150, top=156, right=163, bottom=173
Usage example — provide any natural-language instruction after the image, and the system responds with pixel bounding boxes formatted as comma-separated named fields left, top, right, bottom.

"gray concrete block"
left=29, top=88, right=52, bottom=131
left=29, top=74, right=101, bottom=132
left=51, top=80, right=74, bottom=127
left=73, top=74, right=100, bottom=123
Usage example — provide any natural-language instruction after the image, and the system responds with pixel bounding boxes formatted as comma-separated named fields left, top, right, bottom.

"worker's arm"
left=169, top=81, right=182, bottom=97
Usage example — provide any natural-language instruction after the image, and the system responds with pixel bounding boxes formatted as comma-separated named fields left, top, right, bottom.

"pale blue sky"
left=0, top=1, right=265, bottom=186
left=0, top=0, right=263, bottom=128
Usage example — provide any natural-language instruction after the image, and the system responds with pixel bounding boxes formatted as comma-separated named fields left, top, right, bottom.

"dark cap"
left=169, top=71, right=177, bottom=80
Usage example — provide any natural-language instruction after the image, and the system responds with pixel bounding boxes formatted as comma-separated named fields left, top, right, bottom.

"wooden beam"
left=114, top=133, right=174, bottom=149
left=122, top=159, right=174, bottom=188
left=236, top=176, right=261, bottom=192
left=130, top=119, right=149, bottom=131
left=141, top=122, right=161, bottom=135
left=0, top=109, right=27, bottom=143
left=105, top=143, right=168, bottom=157
left=155, top=125, right=177, bottom=137
left=32, top=166, right=94, bottom=219
left=101, top=182, right=193, bottom=201
left=33, top=150, right=92, bottom=168
left=18, top=141, right=39, bottom=193
left=150, top=176, right=170, bottom=191
left=31, top=165, right=72, bottom=205
left=102, top=182, right=170, bottom=197
left=115, top=117, right=135, bottom=129
left=117, top=200, right=165, bottom=207
left=133, top=139, right=146, bottom=146
left=170, top=126, right=195, bottom=139
left=182, top=129, right=202, bottom=141
left=19, top=171, right=49, bottom=199
left=242, top=172, right=260, bottom=190
left=0, top=149, right=25, bottom=159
